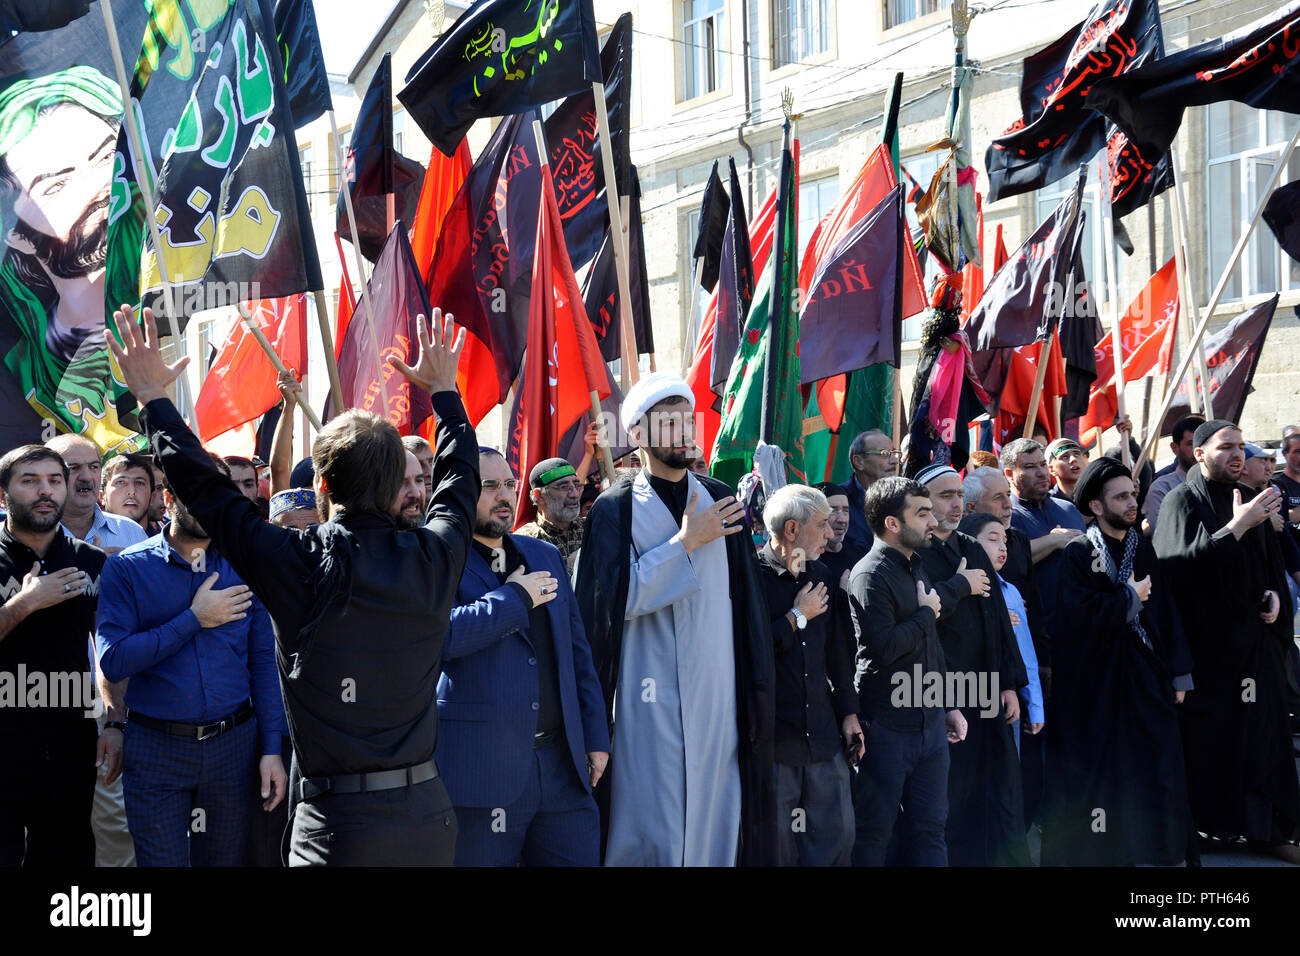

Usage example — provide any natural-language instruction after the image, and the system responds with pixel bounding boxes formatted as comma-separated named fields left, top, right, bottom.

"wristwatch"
left=790, top=607, right=808, bottom=631
left=106, top=721, right=126, bottom=731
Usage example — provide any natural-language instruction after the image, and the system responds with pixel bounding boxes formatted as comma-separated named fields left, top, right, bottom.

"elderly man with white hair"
left=574, top=372, right=778, bottom=866
left=755, top=484, right=864, bottom=866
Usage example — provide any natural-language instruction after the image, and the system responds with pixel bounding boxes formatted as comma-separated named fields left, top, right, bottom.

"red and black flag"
left=274, top=0, right=332, bottom=128
left=336, top=54, right=426, bottom=263
left=985, top=0, right=1171, bottom=218
left=429, top=111, right=539, bottom=424
left=1159, top=293, right=1280, bottom=434
left=505, top=161, right=610, bottom=527
left=537, top=10, right=631, bottom=271
left=580, top=164, right=654, bottom=363
left=399, top=0, right=602, bottom=157
left=325, top=223, right=433, bottom=434
left=799, top=184, right=905, bottom=385
left=1091, top=2, right=1300, bottom=157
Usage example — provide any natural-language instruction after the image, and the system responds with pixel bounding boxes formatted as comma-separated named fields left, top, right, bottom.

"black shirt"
left=0, top=524, right=105, bottom=734
left=818, top=539, right=868, bottom=587
left=647, top=472, right=690, bottom=526
left=847, top=539, right=947, bottom=729
left=470, top=536, right=563, bottom=735
left=141, top=391, right=479, bottom=779
left=756, top=544, right=856, bottom=766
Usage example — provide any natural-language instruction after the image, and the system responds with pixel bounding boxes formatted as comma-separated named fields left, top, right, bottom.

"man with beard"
left=574, top=372, right=777, bottom=866
left=439, top=448, right=608, bottom=866
left=0, top=445, right=108, bottom=866
left=95, top=458, right=288, bottom=866
left=1154, top=421, right=1300, bottom=861
left=101, top=454, right=154, bottom=533
left=517, top=458, right=585, bottom=571
left=224, top=458, right=260, bottom=505
left=107, top=304, right=477, bottom=867
left=1045, top=438, right=1087, bottom=503
left=814, top=482, right=867, bottom=591
left=914, top=464, right=1028, bottom=867
left=848, top=476, right=967, bottom=866
left=401, top=436, right=434, bottom=508
left=396, top=449, right=425, bottom=530
left=47, top=432, right=141, bottom=868
left=1045, top=458, right=1194, bottom=866
left=837, top=429, right=899, bottom=551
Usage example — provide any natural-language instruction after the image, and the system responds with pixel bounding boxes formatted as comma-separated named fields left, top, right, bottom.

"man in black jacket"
left=848, top=476, right=967, bottom=867
left=106, top=305, right=478, bottom=867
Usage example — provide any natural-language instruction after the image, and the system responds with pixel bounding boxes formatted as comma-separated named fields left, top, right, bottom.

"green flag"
left=712, top=126, right=803, bottom=489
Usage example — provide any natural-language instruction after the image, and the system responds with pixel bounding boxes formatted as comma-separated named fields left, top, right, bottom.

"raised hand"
left=955, top=556, right=990, bottom=597
left=675, top=492, right=746, bottom=554
left=104, top=305, right=190, bottom=405
left=916, top=579, right=941, bottom=618
left=388, top=309, right=466, bottom=395
left=276, top=368, right=303, bottom=401
left=1228, top=485, right=1281, bottom=538
left=506, top=566, right=558, bottom=607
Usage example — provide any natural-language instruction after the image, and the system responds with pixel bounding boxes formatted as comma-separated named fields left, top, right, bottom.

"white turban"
left=621, top=372, right=694, bottom=433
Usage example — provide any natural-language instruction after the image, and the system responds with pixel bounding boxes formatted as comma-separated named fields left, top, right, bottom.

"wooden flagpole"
left=1136, top=121, right=1300, bottom=474
left=328, top=109, right=391, bottom=417
left=592, top=82, right=639, bottom=391
left=1170, top=150, right=1214, bottom=416
left=682, top=257, right=706, bottom=375
left=100, top=0, right=190, bottom=417
left=1096, top=155, right=1131, bottom=467
left=236, top=304, right=323, bottom=430
left=531, top=120, right=616, bottom=485
left=620, top=194, right=654, bottom=372
left=1021, top=330, right=1054, bottom=440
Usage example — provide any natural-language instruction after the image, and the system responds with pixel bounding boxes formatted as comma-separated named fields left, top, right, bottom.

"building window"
left=299, top=144, right=314, bottom=217
left=798, top=174, right=839, bottom=254
left=885, top=0, right=950, bottom=30
left=392, top=108, right=406, bottom=157
left=329, top=126, right=351, bottom=195
left=682, top=0, right=725, bottom=101
left=1205, top=101, right=1300, bottom=302
left=771, top=0, right=829, bottom=69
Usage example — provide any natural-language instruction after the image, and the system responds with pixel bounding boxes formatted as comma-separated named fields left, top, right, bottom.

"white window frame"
left=682, top=0, right=726, bottom=101
left=885, top=0, right=950, bottom=30
left=771, top=0, right=829, bottom=69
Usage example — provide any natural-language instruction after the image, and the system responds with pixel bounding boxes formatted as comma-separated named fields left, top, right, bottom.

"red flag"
left=1078, top=257, right=1180, bottom=446
left=195, top=295, right=308, bottom=443
left=996, top=337, right=1069, bottom=443
left=508, top=164, right=610, bottom=528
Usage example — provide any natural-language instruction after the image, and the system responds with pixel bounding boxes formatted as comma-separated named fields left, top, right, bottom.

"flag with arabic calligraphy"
left=399, top=0, right=601, bottom=157
left=110, top=0, right=322, bottom=325
left=985, top=0, right=1172, bottom=219
left=1090, top=2, right=1300, bottom=157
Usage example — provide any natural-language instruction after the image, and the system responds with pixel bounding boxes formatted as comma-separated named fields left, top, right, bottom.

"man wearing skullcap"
left=269, top=489, right=317, bottom=531
left=1043, top=457, right=1194, bottom=865
left=1154, top=421, right=1300, bottom=861
left=913, top=463, right=1029, bottom=866
left=516, top=458, right=585, bottom=571
left=574, top=372, right=777, bottom=866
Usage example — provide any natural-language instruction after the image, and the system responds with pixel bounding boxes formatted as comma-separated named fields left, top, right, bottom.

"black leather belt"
left=129, top=702, right=254, bottom=741
left=534, top=728, right=562, bottom=748
left=299, top=758, right=440, bottom=802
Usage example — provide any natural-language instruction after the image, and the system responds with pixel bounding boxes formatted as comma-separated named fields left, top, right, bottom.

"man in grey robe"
left=574, top=372, right=778, bottom=866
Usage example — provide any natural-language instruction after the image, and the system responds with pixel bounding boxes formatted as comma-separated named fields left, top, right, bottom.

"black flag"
left=692, top=161, right=729, bottom=292
left=710, top=158, right=755, bottom=397
left=399, top=0, right=601, bottom=157
left=1160, top=294, right=1280, bottom=433
left=985, top=0, right=1171, bottom=215
left=274, top=0, right=332, bottom=129
left=1264, top=180, right=1300, bottom=264
left=580, top=165, right=654, bottom=361
left=1057, top=230, right=1103, bottom=420
left=1090, top=2, right=1300, bottom=157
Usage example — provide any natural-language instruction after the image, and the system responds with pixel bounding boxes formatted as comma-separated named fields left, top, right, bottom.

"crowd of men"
left=1, top=304, right=1298, bottom=867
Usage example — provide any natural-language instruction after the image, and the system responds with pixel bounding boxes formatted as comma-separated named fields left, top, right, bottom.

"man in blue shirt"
left=1003, top=437, right=1085, bottom=643
left=95, top=456, right=287, bottom=867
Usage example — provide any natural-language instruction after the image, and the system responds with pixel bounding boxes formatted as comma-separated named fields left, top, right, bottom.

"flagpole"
left=100, top=0, right=190, bottom=417
left=592, top=82, right=640, bottom=391
left=620, top=192, right=653, bottom=372
left=681, top=258, right=705, bottom=375
left=1022, top=332, right=1054, bottom=440
left=311, top=289, right=346, bottom=410
left=1170, top=150, right=1214, bottom=417
left=529, top=120, right=616, bottom=484
left=1136, top=120, right=1300, bottom=474
left=327, top=109, right=392, bottom=418
left=236, top=304, right=323, bottom=430
left=1096, top=155, right=1131, bottom=467
left=1165, top=176, right=1202, bottom=420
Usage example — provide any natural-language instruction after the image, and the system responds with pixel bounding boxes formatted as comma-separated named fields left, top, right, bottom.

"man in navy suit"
left=439, top=447, right=610, bottom=866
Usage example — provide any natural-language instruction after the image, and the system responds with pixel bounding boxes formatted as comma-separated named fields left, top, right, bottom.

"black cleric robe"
left=918, top=530, right=1029, bottom=867
left=1154, top=468, right=1300, bottom=844
left=1043, top=531, right=1194, bottom=866
left=573, top=472, right=778, bottom=866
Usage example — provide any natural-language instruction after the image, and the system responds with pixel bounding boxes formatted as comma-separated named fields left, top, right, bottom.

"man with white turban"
left=574, top=373, right=777, bottom=866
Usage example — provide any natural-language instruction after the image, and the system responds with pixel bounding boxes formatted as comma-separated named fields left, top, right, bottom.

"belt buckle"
left=197, top=719, right=227, bottom=742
